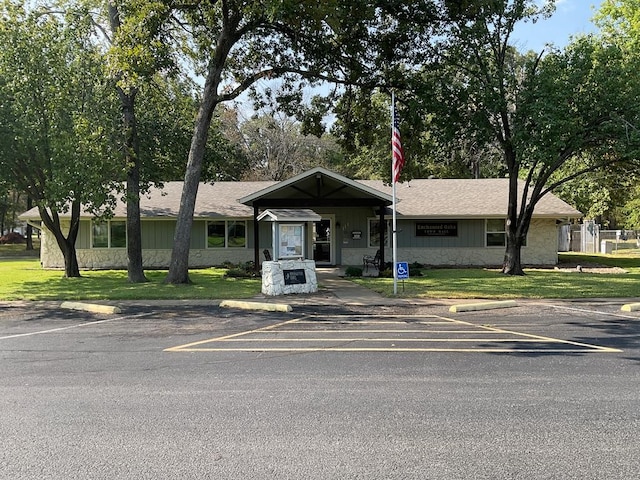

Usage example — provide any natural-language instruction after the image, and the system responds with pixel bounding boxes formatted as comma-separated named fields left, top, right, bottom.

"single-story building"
left=20, top=167, right=581, bottom=269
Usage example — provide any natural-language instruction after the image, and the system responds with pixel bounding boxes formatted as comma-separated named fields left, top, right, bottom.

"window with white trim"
left=486, top=219, right=506, bottom=247
left=92, top=220, right=126, bottom=248
left=368, top=219, right=391, bottom=247
left=207, top=220, right=246, bottom=248
left=485, top=219, right=527, bottom=247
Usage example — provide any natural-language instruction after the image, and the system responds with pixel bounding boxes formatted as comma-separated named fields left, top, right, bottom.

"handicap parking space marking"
left=165, top=314, right=621, bottom=354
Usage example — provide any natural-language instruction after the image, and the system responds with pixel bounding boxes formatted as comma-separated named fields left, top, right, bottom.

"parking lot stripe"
left=163, top=317, right=304, bottom=352
left=0, top=314, right=148, bottom=341
left=166, top=314, right=622, bottom=354
left=167, top=347, right=618, bottom=353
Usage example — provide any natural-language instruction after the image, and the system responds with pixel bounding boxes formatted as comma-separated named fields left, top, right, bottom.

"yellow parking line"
left=222, top=338, right=564, bottom=343
left=270, top=329, right=500, bottom=334
left=448, top=316, right=622, bottom=353
left=164, top=317, right=303, bottom=352
left=170, top=347, right=617, bottom=353
left=165, top=314, right=622, bottom=354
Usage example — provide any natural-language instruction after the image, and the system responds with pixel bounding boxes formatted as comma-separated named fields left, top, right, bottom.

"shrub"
left=0, top=232, right=25, bottom=244
left=379, top=267, right=394, bottom=278
left=344, top=266, right=363, bottom=277
left=225, top=268, right=254, bottom=278
left=223, top=260, right=257, bottom=278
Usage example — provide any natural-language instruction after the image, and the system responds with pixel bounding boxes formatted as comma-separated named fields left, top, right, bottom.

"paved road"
left=1, top=300, right=640, bottom=479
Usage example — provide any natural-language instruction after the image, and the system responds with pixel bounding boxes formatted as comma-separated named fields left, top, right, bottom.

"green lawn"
left=0, top=242, right=40, bottom=257
left=2, top=249, right=640, bottom=301
left=0, top=258, right=261, bottom=301
left=350, top=252, right=640, bottom=299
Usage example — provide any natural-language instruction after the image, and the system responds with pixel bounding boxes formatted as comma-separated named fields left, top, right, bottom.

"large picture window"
left=368, top=219, right=391, bottom=248
left=92, top=220, right=126, bottom=248
left=207, top=220, right=246, bottom=248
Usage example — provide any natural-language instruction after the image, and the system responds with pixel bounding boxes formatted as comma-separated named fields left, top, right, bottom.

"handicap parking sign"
left=396, top=262, right=409, bottom=280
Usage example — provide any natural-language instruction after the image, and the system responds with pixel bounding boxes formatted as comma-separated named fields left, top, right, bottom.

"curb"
left=60, top=301, right=122, bottom=314
left=621, top=303, right=640, bottom=312
left=220, top=300, right=292, bottom=313
left=449, top=300, right=517, bottom=313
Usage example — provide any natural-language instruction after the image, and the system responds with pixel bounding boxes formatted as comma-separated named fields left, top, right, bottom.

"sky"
left=512, top=0, right=603, bottom=51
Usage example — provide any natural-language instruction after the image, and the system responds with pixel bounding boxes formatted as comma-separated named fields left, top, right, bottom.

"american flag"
left=392, top=105, right=405, bottom=183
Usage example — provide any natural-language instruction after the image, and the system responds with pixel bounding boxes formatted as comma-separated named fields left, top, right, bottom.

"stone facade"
left=38, top=222, right=253, bottom=269
left=261, top=260, right=318, bottom=296
left=342, top=219, right=560, bottom=267
left=38, top=218, right=560, bottom=270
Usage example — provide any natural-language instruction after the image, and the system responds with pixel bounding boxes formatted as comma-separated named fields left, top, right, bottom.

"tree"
left=100, top=0, right=180, bottom=283
left=59, top=0, right=210, bottom=281
left=150, top=0, right=432, bottom=283
left=553, top=161, right=638, bottom=227
left=106, top=0, right=148, bottom=282
left=425, top=0, right=640, bottom=274
left=236, top=112, right=341, bottom=181
left=0, top=2, right=119, bottom=277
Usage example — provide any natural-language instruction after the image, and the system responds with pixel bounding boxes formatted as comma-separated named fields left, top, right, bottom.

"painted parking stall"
left=165, top=313, right=620, bottom=354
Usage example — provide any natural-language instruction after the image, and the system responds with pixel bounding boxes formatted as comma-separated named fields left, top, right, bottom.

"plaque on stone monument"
left=283, top=269, right=306, bottom=285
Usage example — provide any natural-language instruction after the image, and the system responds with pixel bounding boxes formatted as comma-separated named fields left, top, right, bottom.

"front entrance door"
left=313, top=218, right=332, bottom=265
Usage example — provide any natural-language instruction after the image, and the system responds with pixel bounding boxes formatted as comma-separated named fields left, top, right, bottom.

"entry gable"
left=238, top=167, right=392, bottom=208
left=257, top=208, right=322, bottom=222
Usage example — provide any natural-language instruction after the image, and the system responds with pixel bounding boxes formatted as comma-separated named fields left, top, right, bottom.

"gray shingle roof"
left=358, top=178, right=582, bottom=218
left=19, top=177, right=581, bottom=220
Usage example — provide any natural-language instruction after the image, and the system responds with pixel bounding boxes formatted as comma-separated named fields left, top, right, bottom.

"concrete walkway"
left=315, top=268, right=401, bottom=306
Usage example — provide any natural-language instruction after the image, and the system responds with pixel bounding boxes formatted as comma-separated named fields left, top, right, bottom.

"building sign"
left=284, top=269, right=307, bottom=285
left=416, top=221, right=458, bottom=237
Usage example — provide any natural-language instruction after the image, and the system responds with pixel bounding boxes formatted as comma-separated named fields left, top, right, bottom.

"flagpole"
left=391, top=92, right=398, bottom=295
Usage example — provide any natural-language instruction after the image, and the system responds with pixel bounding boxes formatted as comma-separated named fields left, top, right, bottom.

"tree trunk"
left=39, top=202, right=82, bottom=278
left=62, top=239, right=80, bottom=278
left=501, top=233, right=525, bottom=275
left=121, top=90, right=147, bottom=283
left=165, top=68, right=221, bottom=284
left=126, top=170, right=147, bottom=282
left=501, top=150, right=525, bottom=276
left=26, top=196, right=34, bottom=251
left=109, top=1, right=147, bottom=283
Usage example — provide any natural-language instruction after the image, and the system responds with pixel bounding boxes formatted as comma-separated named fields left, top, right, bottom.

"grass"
left=0, top=242, right=40, bottom=257
left=0, top=258, right=261, bottom=301
left=350, top=252, right=640, bottom=300
left=2, top=246, right=640, bottom=301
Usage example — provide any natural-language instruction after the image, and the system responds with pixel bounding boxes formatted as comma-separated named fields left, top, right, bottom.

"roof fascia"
left=238, top=167, right=392, bottom=205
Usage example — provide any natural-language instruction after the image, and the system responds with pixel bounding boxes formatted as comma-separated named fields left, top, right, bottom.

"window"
left=207, top=221, right=226, bottom=248
left=368, top=219, right=391, bottom=247
left=207, top=220, right=246, bottom=248
left=92, top=220, right=126, bottom=248
left=227, top=221, right=246, bottom=248
left=485, top=219, right=527, bottom=247
left=486, top=219, right=506, bottom=247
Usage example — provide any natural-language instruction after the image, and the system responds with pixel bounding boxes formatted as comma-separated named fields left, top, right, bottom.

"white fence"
left=561, top=223, right=639, bottom=253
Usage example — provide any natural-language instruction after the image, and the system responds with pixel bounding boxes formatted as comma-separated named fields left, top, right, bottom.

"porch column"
left=379, top=205, right=385, bottom=268
left=253, top=204, right=260, bottom=270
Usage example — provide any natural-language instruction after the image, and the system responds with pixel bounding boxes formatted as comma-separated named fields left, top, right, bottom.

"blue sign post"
left=396, top=261, right=409, bottom=280
left=396, top=262, right=409, bottom=292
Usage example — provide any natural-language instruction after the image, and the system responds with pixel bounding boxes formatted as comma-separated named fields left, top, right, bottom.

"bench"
left=363, top=249, right=381, bottom=272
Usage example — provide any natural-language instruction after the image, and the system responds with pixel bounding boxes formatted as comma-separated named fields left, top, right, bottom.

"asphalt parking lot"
left=2, top=300, right=640, bottom=479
